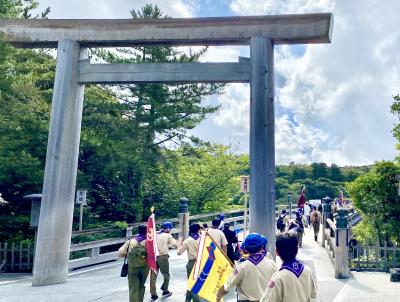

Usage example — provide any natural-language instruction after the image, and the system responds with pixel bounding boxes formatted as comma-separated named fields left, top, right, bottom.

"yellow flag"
left=188, top=232, right=233, bottom=302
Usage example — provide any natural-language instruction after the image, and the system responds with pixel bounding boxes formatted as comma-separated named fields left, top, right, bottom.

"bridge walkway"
left=1, top=228, right=399, bottom=302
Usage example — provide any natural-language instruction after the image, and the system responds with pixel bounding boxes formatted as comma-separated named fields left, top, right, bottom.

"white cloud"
left=223, top=0, right=399, bottom=165
left=35, top=0, right=195, bottom=18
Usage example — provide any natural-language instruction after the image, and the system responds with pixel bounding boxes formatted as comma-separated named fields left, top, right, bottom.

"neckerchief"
left=246, top=253, right=264, bottom=266
left=190, top=233, right=200, bottom=240
left=262, top=250, right=267, bottom=257
left=280, top=259, right=304, bottom=278
left=135, top=234, right=146, bottom=242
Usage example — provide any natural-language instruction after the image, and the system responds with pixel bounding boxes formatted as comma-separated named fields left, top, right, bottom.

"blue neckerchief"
left=191, top=233, right=200, bottom=240
left=247, top=253, right=264, bottom=266
left=262, top=250, right=267, bottom=257
left=280, top=259, right=304, bottom=278
left=136, top=234, right=146, bottom=242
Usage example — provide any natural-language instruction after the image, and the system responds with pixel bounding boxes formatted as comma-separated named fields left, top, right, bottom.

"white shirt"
left=304, top=205, right=311, bottom=216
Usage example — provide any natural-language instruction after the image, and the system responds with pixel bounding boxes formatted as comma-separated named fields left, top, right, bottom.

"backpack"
left=311, top=211, right=321, bottom=224
left=276, top=215, right=285, bottom=230
left=128, top=241, right=147, bottom=268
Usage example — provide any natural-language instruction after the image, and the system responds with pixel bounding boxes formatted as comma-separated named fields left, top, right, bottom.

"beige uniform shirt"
left=178, top=236, right=199, bottom=260
left=261, top=265, right=317, bottom=302
left=118, top=238, right=145, bottom=257
left=207, top=228, right=228, bottom=248
left=157, top=232, right=177, bottom=256
left=225, top=256, right=277, bottom=301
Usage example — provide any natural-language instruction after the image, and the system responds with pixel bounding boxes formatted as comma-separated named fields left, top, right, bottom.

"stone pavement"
left=1, top=228, right=399, bottom=302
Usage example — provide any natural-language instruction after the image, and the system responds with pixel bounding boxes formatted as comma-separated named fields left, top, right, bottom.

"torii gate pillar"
left=249, top=37, right=276, bottom=257
left=32, top=40, right=87, bottom=285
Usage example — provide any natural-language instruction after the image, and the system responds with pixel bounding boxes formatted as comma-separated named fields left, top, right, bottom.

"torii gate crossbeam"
left=0, top=14, right=333, bottom=286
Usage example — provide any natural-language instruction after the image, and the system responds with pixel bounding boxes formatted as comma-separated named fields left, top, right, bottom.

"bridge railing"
left=68, top=208, right=248, bottom=270
left=321, top=198, right=359, bottom=279
left=349, top=242, right=400, bottom=272
left=0, top=209, right=248, bottom=272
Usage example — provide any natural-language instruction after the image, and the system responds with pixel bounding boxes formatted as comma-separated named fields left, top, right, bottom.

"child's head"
left=276, top=231, right=298, bottom=261
left=212, top=219, right=220, bottom=228
left=243, top=233, right=263, bottom=254
left=137, top=224, right=147, bottom=236
left=189, top=223, right=201, bottom=234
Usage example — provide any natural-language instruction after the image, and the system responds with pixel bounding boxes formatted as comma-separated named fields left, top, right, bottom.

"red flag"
left=145, top=213, right=159, bottom=273
left=297, top=186, right=305, bottom=208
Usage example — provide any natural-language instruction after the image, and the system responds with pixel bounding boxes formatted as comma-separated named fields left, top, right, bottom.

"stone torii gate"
left=0, top=14, right=333, bottom=286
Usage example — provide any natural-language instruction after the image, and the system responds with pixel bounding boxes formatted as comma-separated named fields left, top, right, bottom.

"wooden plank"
left=70, top=237, right=126, bottom=252
left=27, top=243, right=31, bottom=270
left=11, top=242, right=15, bottom=271
left=0, top=14, right=333, bottom=48
left=78, top=61, right=251, bottom=84
left=19, top=242, right=22, bottom=270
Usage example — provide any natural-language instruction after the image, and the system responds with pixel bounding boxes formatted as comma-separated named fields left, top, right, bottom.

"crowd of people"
left=118, top=210, right=321, bottom=302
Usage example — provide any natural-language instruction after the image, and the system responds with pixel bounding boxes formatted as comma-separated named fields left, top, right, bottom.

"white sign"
left=76, top=189, right=87, bottom=205
left=240, top=176, right=249, bottom=193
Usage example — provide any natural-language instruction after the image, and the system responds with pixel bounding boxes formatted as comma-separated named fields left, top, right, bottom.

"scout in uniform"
left=207, top=219, right=228, bottom=255
left=118, top=224, right=148, bottom=302
left=310, top=207, right=322, bottom=241
left=150, top=221, right=177, bottom=300
left=177, top=223, right=201, bottom=302
left=261, top=232, right=317, bottom=302
left=217, top=233, right=277, bottom=302
left=239, top=235, right=274, bottom=262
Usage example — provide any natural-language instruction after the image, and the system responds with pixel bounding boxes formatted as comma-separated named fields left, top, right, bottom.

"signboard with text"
left=240, top=176, right=249, bottom=193
left=76, top=189, right=87, bottom=205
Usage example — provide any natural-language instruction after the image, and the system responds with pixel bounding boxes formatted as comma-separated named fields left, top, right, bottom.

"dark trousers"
left=186, top=259, right=201, bottom=302
left=150, top=255, right=170, bottom=295
left=128, top=265, right=149, bottom=302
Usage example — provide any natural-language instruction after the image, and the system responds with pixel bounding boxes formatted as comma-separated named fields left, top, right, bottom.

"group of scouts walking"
left=119, top=215, right=318, bottom=302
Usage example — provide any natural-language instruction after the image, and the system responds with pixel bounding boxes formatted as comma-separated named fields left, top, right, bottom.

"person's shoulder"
left=263, top=257, right=276, bottom=265
left=302, top=265, right=315, bottom=277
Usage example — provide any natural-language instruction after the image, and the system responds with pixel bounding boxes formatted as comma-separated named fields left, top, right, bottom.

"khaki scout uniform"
left=150, top=232, right=177, bottom=296
left=178, top=236, right=201, bottom=302
left=224, top=255, right=277, bottom=301
left=261, top=265, right=317, bottom=302
left=207, top=227, right=228, bottom=248
left=118, top=238, right=148, bottom=302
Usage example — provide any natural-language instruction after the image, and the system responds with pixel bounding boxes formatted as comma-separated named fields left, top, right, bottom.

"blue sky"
left=33, top=0, right=400, bottom=166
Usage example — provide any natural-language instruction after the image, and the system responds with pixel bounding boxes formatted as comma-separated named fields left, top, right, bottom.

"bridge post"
left=32, top=40, right=87, bottom=286
left=249, top=36, right=276, bottom=258
left=335, top=208, right=350, bottom=279
left=178, top=197, right=189, bottom=240
left=322, top=196, right=332, bottom=247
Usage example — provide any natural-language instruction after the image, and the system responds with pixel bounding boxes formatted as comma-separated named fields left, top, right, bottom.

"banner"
left=188, top=232, right=233, bottom=302
left=297, top=186, right=306, bottom=208
left=145, top=213, right=159, bottom=273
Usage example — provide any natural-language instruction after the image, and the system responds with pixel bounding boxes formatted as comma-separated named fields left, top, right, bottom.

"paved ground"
left=1, top=228, right=399, bottom=302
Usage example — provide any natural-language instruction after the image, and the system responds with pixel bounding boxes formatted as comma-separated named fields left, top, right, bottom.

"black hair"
left=212, top=219, right=220, bottom=228
left=276, top=231, right=298, bottom=261
left=138, top=224, right=147, bottom=236
left=202, top=223, right=208, bottom=229
left=223, top=222, right=230, bottom=230
left=245, top=245, right=262, bottom=254
left=189, top=223, right=201, bottom=234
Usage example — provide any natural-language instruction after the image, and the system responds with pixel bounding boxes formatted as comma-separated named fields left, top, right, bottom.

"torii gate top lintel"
left=0, top=13, right=333, bottom=48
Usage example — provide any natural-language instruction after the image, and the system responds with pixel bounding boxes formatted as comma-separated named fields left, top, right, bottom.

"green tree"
left=329, top=163, right=344, bottom=181
left=311, top=162, right=328, bottom=180
left=348, top=161, right=400, bottom=244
